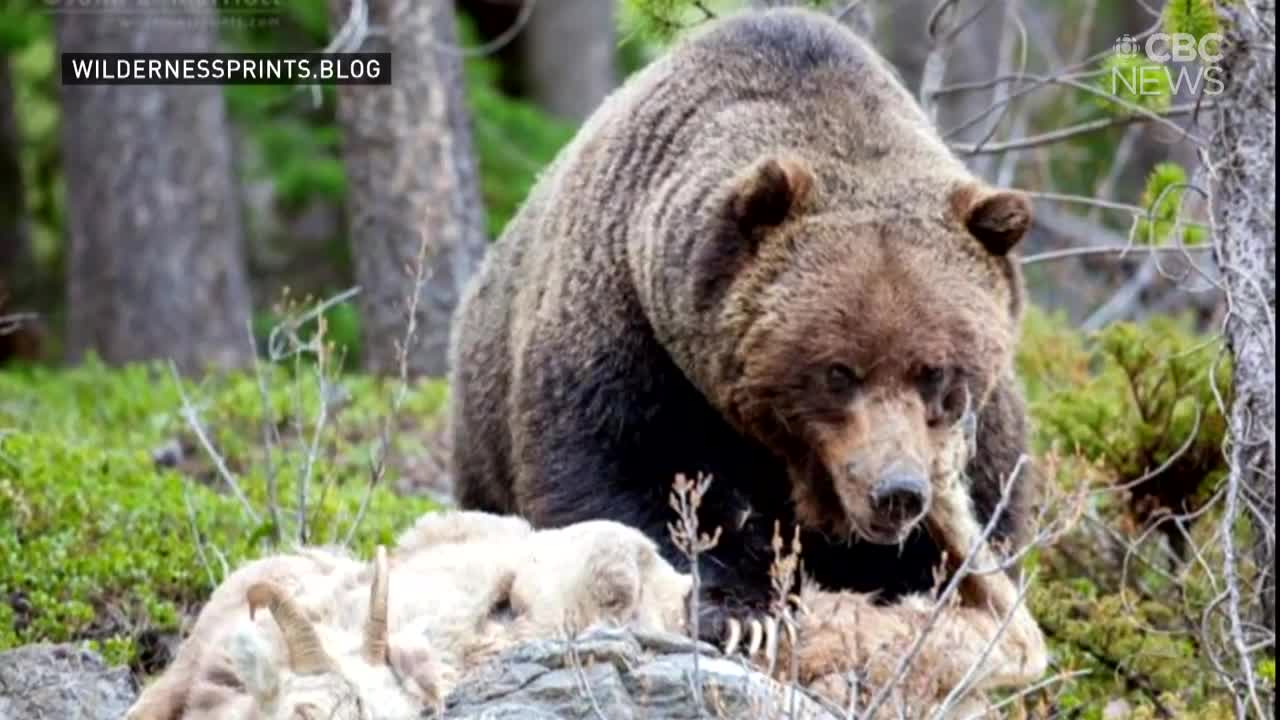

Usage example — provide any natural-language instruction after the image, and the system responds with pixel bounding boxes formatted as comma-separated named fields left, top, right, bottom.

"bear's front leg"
left=513, top=435, right=786, bottom=654
left=676, top=517, right=808, bottom=673
left=687, top=560, right=775, bottom=640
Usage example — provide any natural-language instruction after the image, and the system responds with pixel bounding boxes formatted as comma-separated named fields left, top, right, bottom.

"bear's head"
left=692, top=154, right=1031, bottom=545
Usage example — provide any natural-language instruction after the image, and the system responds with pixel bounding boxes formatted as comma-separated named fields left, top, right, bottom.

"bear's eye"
left=825, top=363, right=862, bottom=396
left=918, top=366, right=948, bottom=400
left=920, top=366, right=965, bottom=427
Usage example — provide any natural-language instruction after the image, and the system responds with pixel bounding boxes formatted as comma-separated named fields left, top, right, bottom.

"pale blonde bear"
left=124, top=515, right=692, bottom=720
left=385, top=510, right=693, bottom=672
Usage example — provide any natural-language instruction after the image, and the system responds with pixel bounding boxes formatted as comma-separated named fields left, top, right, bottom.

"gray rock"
left=446, top=627, right=838, bottom=720
left=0, top=643, right=137, bottom=720
left=0, top=631, right=835, bottom=720
left=502, top=627, right=642, bottom=671
left=628, top=628, right=721, bottom=657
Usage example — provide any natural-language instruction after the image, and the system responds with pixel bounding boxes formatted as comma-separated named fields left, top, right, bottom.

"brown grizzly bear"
left=448, top=6, right=1036, bottom=643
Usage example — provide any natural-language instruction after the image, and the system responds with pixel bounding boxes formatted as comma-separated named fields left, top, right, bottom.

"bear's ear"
left=727, top=155, right=814, bottom=231
left=953, top=185, right=1032, bottom=256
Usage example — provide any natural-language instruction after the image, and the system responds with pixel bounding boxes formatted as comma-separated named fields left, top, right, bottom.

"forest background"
left=0, top=1, right=1274, bottom=717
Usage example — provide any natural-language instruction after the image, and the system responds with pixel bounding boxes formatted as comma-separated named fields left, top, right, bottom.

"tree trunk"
left=0, top=50, right=41, bottom=366
left=521, top=0, right=616, bottom=121
left=332, top=0, right=487, bottom=377
left=1211, top=0, right=1275, bottom=644
left=0, top=52, right=27, bottom=291
left=55, top=11, right=253, bottom=373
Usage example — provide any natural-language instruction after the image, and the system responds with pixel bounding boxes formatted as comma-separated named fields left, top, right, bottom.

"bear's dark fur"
left=449, top=7, right=1037, bottom=638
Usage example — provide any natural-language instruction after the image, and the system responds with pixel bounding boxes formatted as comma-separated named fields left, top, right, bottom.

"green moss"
left=0, top=358, right=444, bottom=669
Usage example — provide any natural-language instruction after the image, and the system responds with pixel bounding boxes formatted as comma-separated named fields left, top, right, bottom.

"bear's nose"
left=870, top=468, right=929, bottom=527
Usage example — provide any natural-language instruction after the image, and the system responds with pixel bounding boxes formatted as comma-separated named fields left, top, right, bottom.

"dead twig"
left=169, top=361, right=259, bottom=524
left=668, top=472, right=722, bottom=716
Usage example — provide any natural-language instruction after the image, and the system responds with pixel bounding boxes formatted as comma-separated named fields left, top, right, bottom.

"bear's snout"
left=869, top=465, right=931, bottom=539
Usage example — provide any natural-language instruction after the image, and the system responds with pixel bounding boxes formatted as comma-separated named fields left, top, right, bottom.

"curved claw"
left=763, top=616, right=780, bottom=674
left=788, top=593, right=810, bottom=617
left=724, top=617, right=743, bottom=657
left=746, top=619, right=764, bottom=657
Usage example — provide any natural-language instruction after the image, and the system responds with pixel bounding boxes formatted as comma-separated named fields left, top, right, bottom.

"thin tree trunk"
left=332, top=0, right=487, bottom=377
left=521, top=0, right=617, bottom=121
left=0, top=50, right=40, bottom=365
left=1211, top=0, right=1275, bottom=645
left=55, top=10, right=253, bottom=372
left=0, top=52, right=27, bottom=288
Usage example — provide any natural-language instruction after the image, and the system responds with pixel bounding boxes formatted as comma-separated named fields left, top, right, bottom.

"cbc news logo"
left=1111, top=31, right=1226, bottom=99
left=1114, top=34, right=1141, bottom=56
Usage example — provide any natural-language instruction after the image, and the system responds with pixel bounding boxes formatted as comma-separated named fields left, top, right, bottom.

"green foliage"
left=5, top=1, right=575, bottom=334
left=0, top=309, right=1259, bottom=718
left=1014, top=309, right=1253, bottom=715
left=221, top=4, right=574, bottom=238
left=1019, top=306, right=1229, bottom=525
left=619, top=0, right=837, bottom=45
left=1259, top=657, right=1277, bottom=685
left=620, top=0, right=703, bottom=44
left=1030, top=579, right=1209, bottom=714
left=1028, top=313, right=1229, bottom=497
left=229, top=89, right=347, bottom=206
left=0, top=1, right=46, bottom=52
left=1097, top=52, right=1174, bottom=114
left=1016, top=306, right=1092, bottom=409
left=458, top=15, right=576, bottom=238
left=0, top=358, right=445, bottom=669
left=1134, top=162, right=1208, bottom=246
left=252, top=290, right=365, bottom=371
left=219, top=2, right=348, bottom=208
left=8, top=12, right=64, bottom=291
left=1163, top=0, right=1223, bottom=53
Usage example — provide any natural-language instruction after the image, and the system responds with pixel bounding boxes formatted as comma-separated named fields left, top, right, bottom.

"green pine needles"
left=1163, top=0, right=1224, bottom=48
left=1135, top=162, right=1208, bottom=246
left=620, top=0, right=841, bottom=45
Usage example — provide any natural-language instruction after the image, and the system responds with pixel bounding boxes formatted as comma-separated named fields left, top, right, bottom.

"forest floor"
left=0, top=306, right=1269, bottom=718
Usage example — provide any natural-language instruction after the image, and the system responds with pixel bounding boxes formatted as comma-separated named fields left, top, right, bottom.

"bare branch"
left=1021, top=244, right=1214, bottom=265
left=248, top=319, right=284, bottom=546
left=343, top=224, right=433, bottom=547
left=169, top=361, right=259, bottom=524
left=950, top=103, right=1214, bottom=155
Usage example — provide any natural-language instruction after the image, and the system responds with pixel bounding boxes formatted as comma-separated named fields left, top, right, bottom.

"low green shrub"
left=0, top=357, right=445, bottom=669
left=1014, top=308, right=1254, bottom=717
